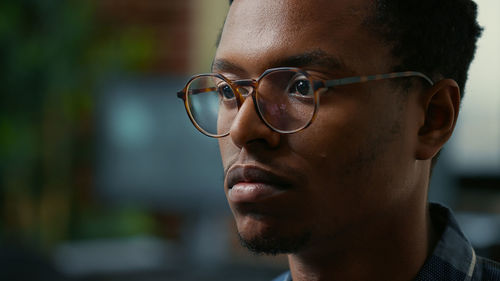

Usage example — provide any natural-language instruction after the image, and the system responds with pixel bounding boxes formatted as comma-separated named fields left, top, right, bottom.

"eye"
left=218, top=83, right=235, bottom=99
left=288, top=79, right=312, bottom=96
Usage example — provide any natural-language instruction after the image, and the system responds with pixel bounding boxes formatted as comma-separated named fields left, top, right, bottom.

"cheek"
left=288, top=94, right=404, bottom=192
left=289, top=101, right=369, bottom=166
left=218, top=138, right=235, bottom=175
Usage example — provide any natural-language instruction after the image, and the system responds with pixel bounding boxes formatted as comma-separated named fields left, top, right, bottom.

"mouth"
left=226, top=165, right=294, bottom=203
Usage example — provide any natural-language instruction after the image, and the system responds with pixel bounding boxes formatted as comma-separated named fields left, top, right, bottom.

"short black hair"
left=366, top=0, right=482, bottom=169
left=229, top=0, right=482, bottom=97
left=366, top=0, right=482, bottom=98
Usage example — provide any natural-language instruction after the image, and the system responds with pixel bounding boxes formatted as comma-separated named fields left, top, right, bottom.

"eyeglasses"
left=177, top=67, right=433, bottom=138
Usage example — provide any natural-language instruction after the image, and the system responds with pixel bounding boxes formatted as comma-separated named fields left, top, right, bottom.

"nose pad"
left=236, top=85, right=253, bottom=97
left=236, top=87, right=246, bottom=95
left=234, top=85, right=255, bottom=108
left=233, top=91, right=258, bottom=122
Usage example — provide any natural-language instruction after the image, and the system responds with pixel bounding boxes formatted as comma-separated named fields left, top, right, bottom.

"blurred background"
left=0, top=0, right=498, bottom=280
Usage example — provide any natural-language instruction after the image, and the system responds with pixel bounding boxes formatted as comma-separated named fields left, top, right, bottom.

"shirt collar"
left=416, top=203, right=476, bottom=280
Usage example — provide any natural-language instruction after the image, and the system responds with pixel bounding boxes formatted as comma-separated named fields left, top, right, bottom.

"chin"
left=236, top=215, right=311, bottom=255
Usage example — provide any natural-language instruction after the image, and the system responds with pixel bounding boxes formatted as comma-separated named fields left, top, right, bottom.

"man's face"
left=216, top=0, right=422, bottom=254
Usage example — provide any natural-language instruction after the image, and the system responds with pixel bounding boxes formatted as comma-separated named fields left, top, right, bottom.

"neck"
left=287, top=199, right=437, bottom=281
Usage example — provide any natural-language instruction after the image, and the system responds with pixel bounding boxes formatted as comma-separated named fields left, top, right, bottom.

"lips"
left=226, top=165, right=293, bottom=203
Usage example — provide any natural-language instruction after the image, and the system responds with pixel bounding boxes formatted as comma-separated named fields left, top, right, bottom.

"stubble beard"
left=237, top=230, right=312, bottom=256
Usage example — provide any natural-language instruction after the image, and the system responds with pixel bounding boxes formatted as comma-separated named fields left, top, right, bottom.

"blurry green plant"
left=0, top=0, right=155, bottom=250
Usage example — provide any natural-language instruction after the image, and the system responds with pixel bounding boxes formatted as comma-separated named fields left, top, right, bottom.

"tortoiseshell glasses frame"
left=177, top=67, right=434, bottom=138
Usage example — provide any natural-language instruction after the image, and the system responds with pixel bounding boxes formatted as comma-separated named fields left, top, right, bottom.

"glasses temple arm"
left=323, top=71, right=434, bottom=89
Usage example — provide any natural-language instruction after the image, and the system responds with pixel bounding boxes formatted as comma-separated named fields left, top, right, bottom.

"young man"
left=178, top=0, right=499, bottom=280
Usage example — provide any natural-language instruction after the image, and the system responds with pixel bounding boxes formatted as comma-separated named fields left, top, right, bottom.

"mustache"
left=223, top=155, right=307, bottom=189
left=223, top=152, right=285, bottom=178
left=226, top=165, right=294, bottom=190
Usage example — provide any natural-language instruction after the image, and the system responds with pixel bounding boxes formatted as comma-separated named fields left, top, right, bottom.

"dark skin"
left=215, top=0, right=461, bottom=280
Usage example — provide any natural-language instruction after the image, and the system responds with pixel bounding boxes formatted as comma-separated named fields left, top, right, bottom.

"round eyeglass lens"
left=256, top=70, right=316, bottom=133
left=186, top=75, right=237, bottom=136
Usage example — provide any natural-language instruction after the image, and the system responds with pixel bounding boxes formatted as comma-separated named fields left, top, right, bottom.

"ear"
left=416, top=79, right=461, bottom=160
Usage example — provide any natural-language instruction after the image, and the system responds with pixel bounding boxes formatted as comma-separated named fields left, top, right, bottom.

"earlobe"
left=416, top=79, right=461, bottom=160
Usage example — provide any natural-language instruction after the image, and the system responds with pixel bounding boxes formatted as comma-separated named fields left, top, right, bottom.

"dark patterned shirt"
left=272, top=203, right=500, bottom=281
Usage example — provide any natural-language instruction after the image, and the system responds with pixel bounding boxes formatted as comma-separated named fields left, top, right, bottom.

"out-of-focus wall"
left=190, top=0, right=230, bottom=73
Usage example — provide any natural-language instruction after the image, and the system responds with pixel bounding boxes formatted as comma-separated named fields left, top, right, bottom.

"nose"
left=229, top=95, right=281, bottom=148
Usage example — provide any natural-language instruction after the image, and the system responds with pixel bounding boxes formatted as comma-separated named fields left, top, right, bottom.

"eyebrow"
left=270, top=49, right=349, bottom=72
left=212, top=59, right=245, bottom=74
left=212, top=49, right=351, bottom=75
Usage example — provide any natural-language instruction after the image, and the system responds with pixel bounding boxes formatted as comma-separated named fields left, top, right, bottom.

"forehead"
left=216, top=0, right=394, bottom=76
left=226, top=0, right=367, bottom=35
